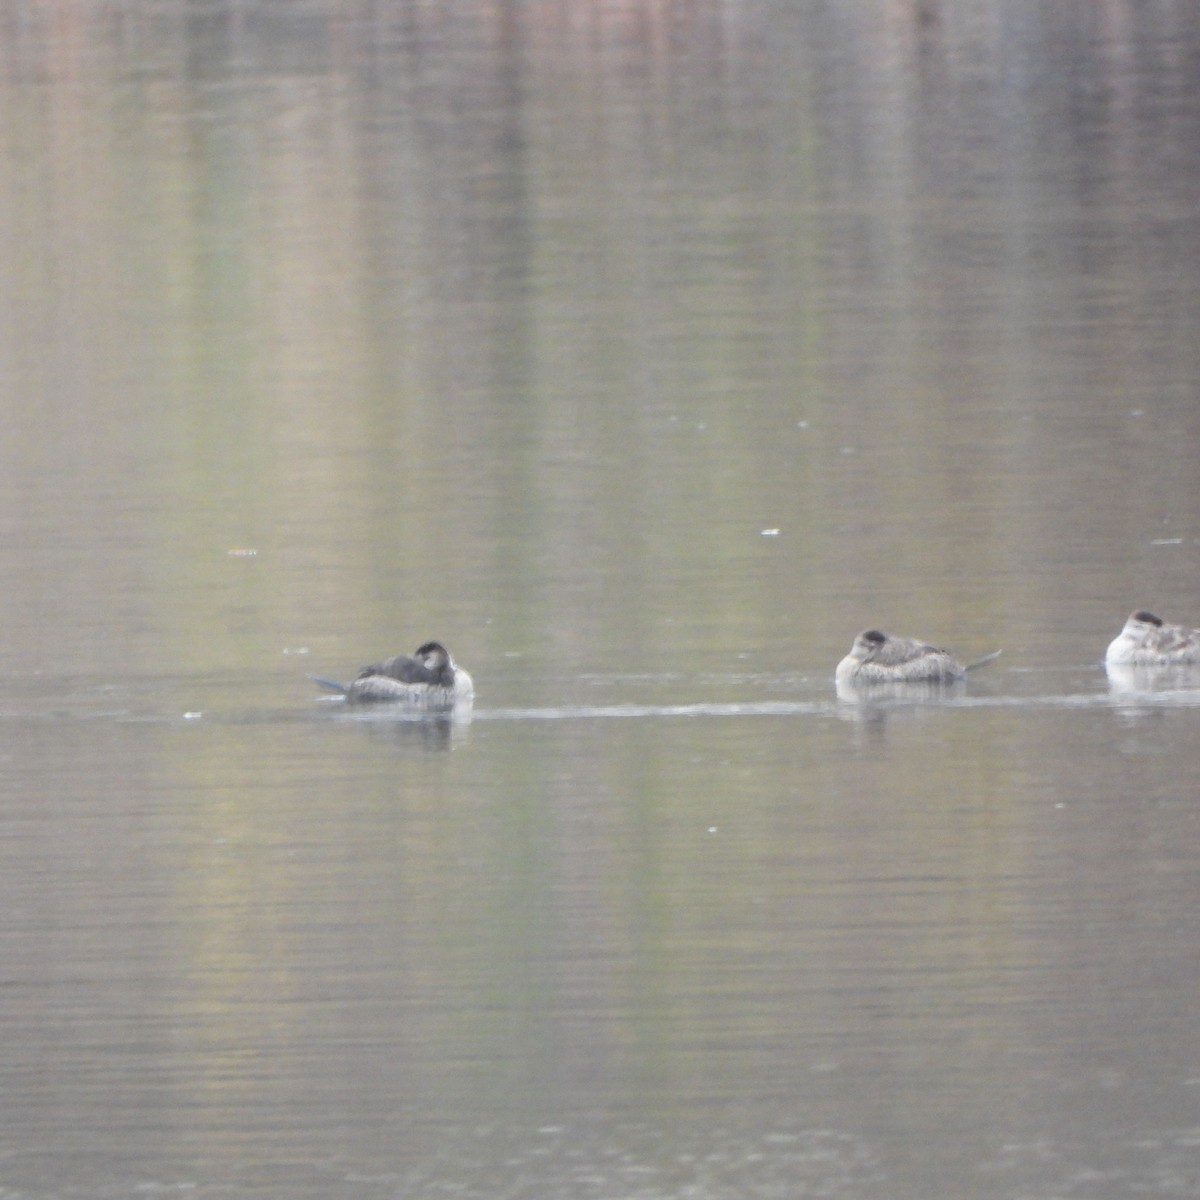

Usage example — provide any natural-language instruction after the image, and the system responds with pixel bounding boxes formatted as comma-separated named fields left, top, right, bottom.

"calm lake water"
left=1, top=3, right=1199, bottom=1198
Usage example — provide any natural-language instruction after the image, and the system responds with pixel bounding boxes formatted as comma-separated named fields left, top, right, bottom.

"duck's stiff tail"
left=964, top=649, right=1002, bottom=673
left=309, top=674, right=348, bottom=695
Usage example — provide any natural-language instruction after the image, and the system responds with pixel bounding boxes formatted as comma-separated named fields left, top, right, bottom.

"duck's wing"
left=1154, top=624, right=1200, bottom=657
left=356, top=653, right=440, bottom=684
left=871, top=636, right=946, bottom=667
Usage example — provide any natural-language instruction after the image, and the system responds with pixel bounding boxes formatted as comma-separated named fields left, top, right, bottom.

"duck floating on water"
left=1104, top=611, right=1200, bottom=667
left=312, top=641, right=474, bottom=707
left=836, top=629, right=1001, bottom=686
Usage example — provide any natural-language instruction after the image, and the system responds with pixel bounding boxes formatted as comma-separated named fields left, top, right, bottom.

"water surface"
left=1, top=3, right=1199, bottom=1198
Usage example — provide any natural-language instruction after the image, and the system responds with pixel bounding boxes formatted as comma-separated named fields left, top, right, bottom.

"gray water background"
left=1, top=3, right=1199, bottom=1198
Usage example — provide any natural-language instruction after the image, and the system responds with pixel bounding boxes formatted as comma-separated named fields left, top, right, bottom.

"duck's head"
left=1124, top=611, right=1163, bottom=641
left=414, top=641, right=456, bottom=684
left=850, top=629, right=888, bottom=661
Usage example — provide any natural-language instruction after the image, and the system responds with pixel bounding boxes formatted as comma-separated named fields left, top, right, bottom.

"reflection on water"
left=2, top=2, right=1200, bottom=1199
left=1105, top=662, right=1200, bottom=711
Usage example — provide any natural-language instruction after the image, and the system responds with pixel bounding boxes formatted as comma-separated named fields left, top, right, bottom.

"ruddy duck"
left=311, top=641, right=474, bottom=707
left=1104, top=611, right=1200, bottom=667
left=835, top=629, right=1001, bottom=686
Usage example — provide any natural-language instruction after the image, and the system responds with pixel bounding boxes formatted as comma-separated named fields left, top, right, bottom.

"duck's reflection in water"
left=834, top=676, right=966, bottom=740
left=323, top=699, right=474, bottom=750
left=1105, top=663, right=1200, bottom=715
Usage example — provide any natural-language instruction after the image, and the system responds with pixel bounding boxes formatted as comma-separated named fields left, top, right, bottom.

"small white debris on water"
left=227, top=548, right=258, bottom=557
left=282, top=647, right=310, bottom=655
left=761, top=528, right=780, bottom=537
left=183, top=712, right=203, bottom=721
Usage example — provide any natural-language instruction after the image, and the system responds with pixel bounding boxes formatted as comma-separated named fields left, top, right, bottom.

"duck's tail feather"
left=964, top=649, right=1002, bottom=673
left=309, top=674, right=348, bottom=695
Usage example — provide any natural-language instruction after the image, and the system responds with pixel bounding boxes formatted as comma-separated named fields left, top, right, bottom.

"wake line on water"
left=19, top=686, right=1199, bottom=727
left=460, top=689, right=1200, bottom=721
left=472, top=701, right=834, bottom=721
